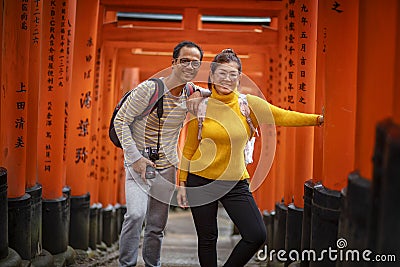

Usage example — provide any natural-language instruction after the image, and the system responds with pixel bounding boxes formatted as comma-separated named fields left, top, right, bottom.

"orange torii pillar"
left=98, top=46, right=118, bottom=247
left=0, top=1, right=5, bottom=263
left=62, top=0, right=76, bottom=189
left=88, top=41, right=102, bottom=250
left=1, top=0, right=32, bottom=261
left=113, top=67, right=127, bottom=237
left=270, top=7, right=289, bottom=255
left=87, top=4, right=106, bottom=250
left=272, top=0, right=299, bottom=258
left=0, top=0, right=2, bottom=164
left=310, top=2, right=359, bottom=266
left=251, top=48, right=277, bottom=213
left=38, top=0, right=72, bottom=257
left=26, top=0, right=46, bottom=261
left=66, top=0, right=99, bottom=251
left=248, top=82, right=267, bottom=208
left=374, top=1, right=400, bottom=258
left=111, top=60, right=121, bottom=238
left=256, top=46, right=279, bottom=252
left=61, top=0, right=76, bottom=184
left=355, top=0, right=398, bottom=180
left=283, top=0, right=298, bottom=208
left=354, top=0, right=400, bottom=259
left=287, top=0, right=318, bottom=262
left=274, top=12, right=286, bottom=207
left=311, top=0, right=326, bottom=185
left=115, top=67, right=140, bottom=234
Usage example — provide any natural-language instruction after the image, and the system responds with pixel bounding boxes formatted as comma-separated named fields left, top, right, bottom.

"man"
left=115, top=41, right=209, bottom=267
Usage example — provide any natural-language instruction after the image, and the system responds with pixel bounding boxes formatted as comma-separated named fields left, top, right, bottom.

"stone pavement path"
left=134, top=206, right=265, bottom=267
left=74, top=206, right=267, bottom=266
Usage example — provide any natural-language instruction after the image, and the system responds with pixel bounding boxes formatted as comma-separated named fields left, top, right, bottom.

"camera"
left=145, top=147, right=160, bottom=162
left=142, top=147, right=159, bottom=179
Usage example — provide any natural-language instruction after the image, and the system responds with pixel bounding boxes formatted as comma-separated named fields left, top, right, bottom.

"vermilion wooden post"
left=98, top=46, right=118, bottom=246
left=395, top=3, right=400, bottom=124
left=88, top=4, right=104, bottom=207
left=2, top=0, right=34, bottom=261
left=39, top=0, right=77, bottom=256
left=274, top=8, right=287, bottom=205
left=112, top=65, right=123, bottom=237
left=88, top=8, right=102, bottom=247
left=283, top=0, right=298, bottom=205
left=264, top=48, right=278, bottom=212
left=26, top=0, right=44, bottom=259
left=1, top=0, right=31, bottom=199
left=183, top=8, right=201, bottom=33
left=285, top=1, right=318, bottom=261
left=116, top=67, right=139, bottom=205
left=320, top=0, right=358, bottom=191
left=26, top=0, right=42, bottom=189
left=66, top=0, right=100, bottom=250
left=37, top=0, right=65, bottom=200
left=66, top=0, right=99, bottom=197
left=88, top=46, right=101, bottom=206
left=103, top=7, right=120, bottom=210
left=251, top=47, right=277, bottom=212
left=270, top=7, right=290, bottom=253
left=0, top=0, right=3, bottom=166
left=355, top=0, right=398, bottom=180
left=293, top=0, right=317, bottom=208
left=111, top=67, right=121, bottom=207
left=98, top=46, right=117, bottom=208
left=62, top=0, right=76, bottom=188
left=313, top=0, right=325, bottom=183
left=268, top=45, right=281, bottom=210
left=309, top=3, right=359, bottom=265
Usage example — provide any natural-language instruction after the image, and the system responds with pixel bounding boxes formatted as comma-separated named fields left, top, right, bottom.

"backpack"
left=197, top=94, right=258, bottom=164
left=109, top=78, right=197, bottom=148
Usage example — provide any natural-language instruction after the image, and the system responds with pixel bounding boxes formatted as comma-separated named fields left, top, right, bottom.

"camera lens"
left=146, top=165, right=156, bottom=179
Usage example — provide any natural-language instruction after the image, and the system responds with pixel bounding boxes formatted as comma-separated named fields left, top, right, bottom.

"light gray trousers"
left=118, top=166, right=176, bottom=267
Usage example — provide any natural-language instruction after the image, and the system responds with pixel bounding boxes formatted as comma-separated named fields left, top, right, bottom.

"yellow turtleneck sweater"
left=179, top=88, right=320, bottom=182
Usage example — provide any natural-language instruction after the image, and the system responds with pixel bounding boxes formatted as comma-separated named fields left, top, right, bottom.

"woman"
left=177, top=49, right=323, bottom=267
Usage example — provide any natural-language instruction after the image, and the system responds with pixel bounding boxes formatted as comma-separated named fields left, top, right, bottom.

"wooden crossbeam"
left=102, top=22, right=278, bottom=47
left=100, top=0, right=283, bottom=17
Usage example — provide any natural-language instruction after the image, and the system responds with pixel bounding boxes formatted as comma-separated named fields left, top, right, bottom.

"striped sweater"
left=114, top=79, right=188, bottom=169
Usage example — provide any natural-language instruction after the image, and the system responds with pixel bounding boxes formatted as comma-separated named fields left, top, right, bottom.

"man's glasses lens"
left=179, top=58, right=201, bottom=68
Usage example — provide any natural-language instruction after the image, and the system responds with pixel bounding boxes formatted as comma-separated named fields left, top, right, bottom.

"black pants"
left=187, top=173, right=267, bottom=267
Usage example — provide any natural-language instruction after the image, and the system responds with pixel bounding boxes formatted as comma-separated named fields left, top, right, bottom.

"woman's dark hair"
left=208, top=48, right=242, bottom=89
left=173, top=41, right=204, bottom=61
left=210, top=48, right=242, bottom=73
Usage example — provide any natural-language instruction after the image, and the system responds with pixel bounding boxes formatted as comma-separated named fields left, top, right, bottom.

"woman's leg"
left=221, top=180, right=267, bottom=267
left=187, top=174, right=219, bottom=267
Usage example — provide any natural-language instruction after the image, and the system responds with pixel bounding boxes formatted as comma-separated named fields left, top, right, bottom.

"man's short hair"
left=173, top=41, right=204, bottom=61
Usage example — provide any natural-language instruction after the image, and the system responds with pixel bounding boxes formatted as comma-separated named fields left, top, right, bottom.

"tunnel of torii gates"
left=0, top=0, right=400, bottom=265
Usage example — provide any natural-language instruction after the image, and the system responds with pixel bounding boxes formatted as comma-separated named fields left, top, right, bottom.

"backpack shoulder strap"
left=137, top=78, right=164, bottom=120
left=184, top=82, right=195, bottom=97
left=238, top=94, right=257, bottom=138
left=196, top=98, right=208, bottom=140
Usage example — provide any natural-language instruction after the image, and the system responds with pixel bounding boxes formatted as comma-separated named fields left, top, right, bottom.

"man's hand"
left=132, top=157, right=156, bottom=183
left=187, top=91, right=203, bottom=115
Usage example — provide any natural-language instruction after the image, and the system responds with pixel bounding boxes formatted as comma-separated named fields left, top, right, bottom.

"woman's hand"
left=318, top=115, right=324, bottom=126
left=177, top=182, right=188, bottom=209
left=187, top=91, right=203, bottom=115
left=317, top=106, right=325, bottom=126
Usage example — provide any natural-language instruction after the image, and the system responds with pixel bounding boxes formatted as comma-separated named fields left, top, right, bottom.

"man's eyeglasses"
left=177, top=58, right=201, bottom=69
